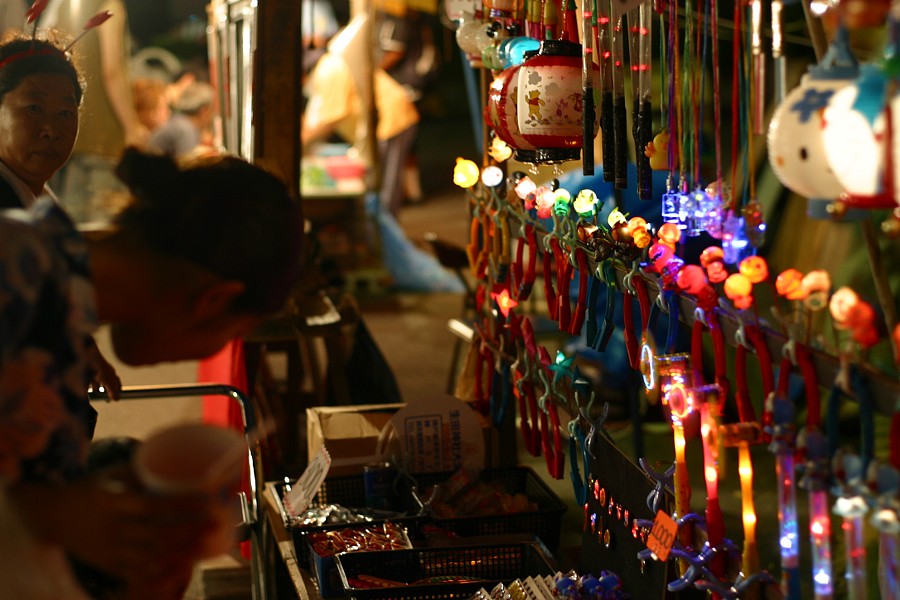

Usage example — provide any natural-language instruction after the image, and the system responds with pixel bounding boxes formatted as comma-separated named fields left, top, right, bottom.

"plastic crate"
left=336, top=542, right=555, bottom=600
left=273, top=477, right=419, bottom=564
left=404, top=467, right=568, bottom=551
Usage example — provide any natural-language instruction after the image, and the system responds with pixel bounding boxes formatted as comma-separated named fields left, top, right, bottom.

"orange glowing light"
left=739, top=256, right=769, bottom=284
left=700, top=246, right=725, bottom=268
left=776, top=268, right=807, bottom=300
left=676, top=265, right=708, bottom=295
left=657, top=223, right=682, bottom=247
left=491, top=288, right=518, bottom=317
left=829, top=286, right=860, bottom=328
left=724, top=273, right=753, bottom=299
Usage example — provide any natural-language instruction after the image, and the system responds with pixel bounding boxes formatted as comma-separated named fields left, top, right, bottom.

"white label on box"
left=284, top=445, right=331, bottom=516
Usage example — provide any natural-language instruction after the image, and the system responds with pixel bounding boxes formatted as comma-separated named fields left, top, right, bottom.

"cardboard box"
left=307, top=403, right=405, bottom=478
left=307, top=399, right=495, bottom=479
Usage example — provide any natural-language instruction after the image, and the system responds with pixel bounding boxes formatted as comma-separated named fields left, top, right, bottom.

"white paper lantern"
left=768, top=75, right=850, bottom=206
left=768, top=28, right=869, bottom=219
left=821, top=65, right=900, bottom=210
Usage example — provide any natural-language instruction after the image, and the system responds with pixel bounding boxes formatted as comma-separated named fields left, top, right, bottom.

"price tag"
left=284, top=445, right=331, bottom=516
left=645, top=510, right=677, bottom=562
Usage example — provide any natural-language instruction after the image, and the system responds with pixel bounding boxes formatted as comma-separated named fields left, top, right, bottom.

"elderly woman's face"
left=0, top=73, right=78, bottom=194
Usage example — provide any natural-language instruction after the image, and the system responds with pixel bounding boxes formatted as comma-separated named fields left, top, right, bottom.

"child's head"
left=105, top=148, right=303, bottom=364
left=133, top=77, right=170, bottom=130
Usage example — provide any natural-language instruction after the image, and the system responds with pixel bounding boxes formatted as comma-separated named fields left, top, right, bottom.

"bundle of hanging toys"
left=448, top=0, right=900, bottom=596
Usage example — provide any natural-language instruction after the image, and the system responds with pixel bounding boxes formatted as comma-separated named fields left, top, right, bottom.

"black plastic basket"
left=405, top=467, right=568, bottom=551
left=335, top=542, right=555, bottom=600
left=274, top=478, right=420, bottom=564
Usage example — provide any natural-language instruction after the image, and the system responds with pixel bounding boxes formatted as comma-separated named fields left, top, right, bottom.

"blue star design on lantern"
left=549, top=350, right=576, bottom=383
left=790, top=88, right=834, bottom=124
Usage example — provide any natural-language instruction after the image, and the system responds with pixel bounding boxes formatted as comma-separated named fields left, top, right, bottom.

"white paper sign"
left=387, top=396, right=485, bottom=474
left=284, top=445, right=331, bottom=516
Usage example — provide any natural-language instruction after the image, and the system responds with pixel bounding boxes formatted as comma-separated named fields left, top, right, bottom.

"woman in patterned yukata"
left=0, top=40, right=304, bottom=597
left=0, top=34, right=122, bottom=403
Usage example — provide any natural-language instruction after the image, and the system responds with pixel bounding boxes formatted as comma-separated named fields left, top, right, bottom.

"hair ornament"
left=26, top=0, right=49, bottom=38
left=63, top=11, right=114, bottom=52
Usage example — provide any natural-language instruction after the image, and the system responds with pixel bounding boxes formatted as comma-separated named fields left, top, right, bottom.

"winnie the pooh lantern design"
left=515, top=39, right=599, bottom=164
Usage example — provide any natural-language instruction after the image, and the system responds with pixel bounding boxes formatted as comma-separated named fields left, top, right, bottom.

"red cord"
left=569, top=249, right=590, bottom=335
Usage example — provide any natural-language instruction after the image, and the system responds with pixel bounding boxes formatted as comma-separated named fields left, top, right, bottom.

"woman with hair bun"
left=0, top=147, right=303, bottom=598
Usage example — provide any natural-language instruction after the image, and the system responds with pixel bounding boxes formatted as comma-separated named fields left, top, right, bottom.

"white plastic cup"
left=133, top=423, right=246, bottom=557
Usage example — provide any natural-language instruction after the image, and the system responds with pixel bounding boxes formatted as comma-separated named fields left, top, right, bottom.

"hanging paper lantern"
left=821, top=63, right=900, bottom=211
left=767, top=27, right=860, bottom=219
left=453, top=157, right=480, bottom=188
left=516, top=39, right=600, bottom=164
left=485, top=65, right=539, bottom=162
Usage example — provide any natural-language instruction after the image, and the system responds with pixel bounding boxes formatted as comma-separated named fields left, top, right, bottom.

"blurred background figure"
left=375, top=0, right=440, bottom=206
left=148, top=80, right=215, bottom=159
left=132, top=77, right=171, bottom=135
left=0, top=0, right=25, bottom=38
left=302, top=14, right=419, bottom=218
left=41, top=0, right=148, bottom=224
left=302, top=0, right=340, bottom=74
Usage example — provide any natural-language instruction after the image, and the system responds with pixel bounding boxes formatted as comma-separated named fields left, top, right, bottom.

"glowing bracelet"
left=769, top=357, right=801, bottom=600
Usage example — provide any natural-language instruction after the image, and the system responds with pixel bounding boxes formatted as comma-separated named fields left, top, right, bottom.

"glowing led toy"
left=722, top=211, right=751, bottom=265
left=676, top=265, right=709, bottom=296
left=552, top=189, right=572, bottom=218
left=724, top=273, right=754, bottom=310
left=801, top=270, right=832, bottom=312
left=832, top=451, right=868, bottom=600
left=829, top=286, right=860, bottom=329
left=534, top=186, right=556, bottom=218
left=776, top=268, right=808, bottom=301
left=870, top=463, right=900, bottom=600
left=491, top=288, right=518, bottom=317
left=767, top=391, right=801, bottom=599
left=488, top=136, right=513, bottom=162
left=607, top=207, right=627, bottom=229
left=693, top=384, right=727, bottom=582
left=625, top=217, right=651, bottom=248
left=700, top=246, right=725, bottom=268
left=453, top=157, right=480, bottom=188
left=657, top=223, right=682, bottom=249
left=514, top=175, right=537, bottom=200
left=658, top=355, right=693, bottom=531
left=801, top=430, right=834, bottom=599
left=573, top=189, right=599, bottom=219
left=481, top=165, right=504, bottom=187
left=739, top=256, right=769, bottom=284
